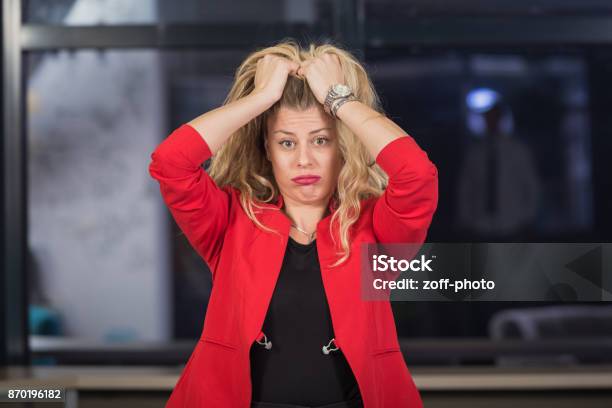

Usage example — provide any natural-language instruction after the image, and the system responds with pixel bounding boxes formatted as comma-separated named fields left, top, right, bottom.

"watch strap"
left=323, top=85, right=338, bottom=115
left=331, top=95, right=357, bottom=118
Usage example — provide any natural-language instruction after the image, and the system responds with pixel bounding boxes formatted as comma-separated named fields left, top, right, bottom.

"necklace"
left=290, top=224, right=316, bottom=244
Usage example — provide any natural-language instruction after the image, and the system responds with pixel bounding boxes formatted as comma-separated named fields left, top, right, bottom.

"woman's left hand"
left=297, top=53, right=346, bottom=105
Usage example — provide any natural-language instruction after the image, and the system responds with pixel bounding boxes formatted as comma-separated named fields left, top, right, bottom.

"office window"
left=23, top=0, right=329, bottom=26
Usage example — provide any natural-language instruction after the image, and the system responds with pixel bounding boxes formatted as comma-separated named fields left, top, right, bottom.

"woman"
left=149, top=40, right=438, bottom=408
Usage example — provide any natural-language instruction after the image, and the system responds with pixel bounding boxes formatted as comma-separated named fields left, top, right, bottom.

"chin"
left=299, top=190, right=331, bottom=203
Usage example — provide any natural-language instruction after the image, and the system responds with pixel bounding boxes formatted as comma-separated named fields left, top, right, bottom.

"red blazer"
left=149, top=124, right=438, bottom=408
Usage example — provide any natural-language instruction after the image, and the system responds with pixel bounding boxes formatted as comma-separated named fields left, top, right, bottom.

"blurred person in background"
left=457, top=93, right=540, bottom=241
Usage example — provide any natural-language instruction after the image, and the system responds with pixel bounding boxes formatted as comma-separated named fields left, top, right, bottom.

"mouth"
left=291, top=175, right=321, bottom=185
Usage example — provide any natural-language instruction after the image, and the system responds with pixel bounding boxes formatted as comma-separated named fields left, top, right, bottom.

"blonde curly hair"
left=208, top=39, right=389, bottom=267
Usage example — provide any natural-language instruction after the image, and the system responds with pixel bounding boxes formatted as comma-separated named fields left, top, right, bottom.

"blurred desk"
left=415, top=365, right=612, bottom=407
left=2, top=364, right=612, bottom=407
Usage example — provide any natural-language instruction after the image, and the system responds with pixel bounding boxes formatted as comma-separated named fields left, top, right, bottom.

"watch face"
left=333, top=84, right=351, bottom=97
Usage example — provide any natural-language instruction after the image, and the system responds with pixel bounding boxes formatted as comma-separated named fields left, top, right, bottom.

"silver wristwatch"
left=323, top=84, right=355, bottom=117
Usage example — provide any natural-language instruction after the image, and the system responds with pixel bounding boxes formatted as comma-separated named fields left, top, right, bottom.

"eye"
left=279, top=140, right=295, bottom=149
left=314, top=136, right=330, bottom=146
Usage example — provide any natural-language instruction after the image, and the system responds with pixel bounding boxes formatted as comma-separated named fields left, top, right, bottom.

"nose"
left=297, top=144, right=314, bottom=168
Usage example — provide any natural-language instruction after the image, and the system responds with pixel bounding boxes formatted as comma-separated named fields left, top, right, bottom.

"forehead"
left=267, top=106, right=333, bottom=136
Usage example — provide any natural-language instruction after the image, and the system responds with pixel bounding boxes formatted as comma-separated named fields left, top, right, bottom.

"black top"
left=250, top=236, right=361, bottom=405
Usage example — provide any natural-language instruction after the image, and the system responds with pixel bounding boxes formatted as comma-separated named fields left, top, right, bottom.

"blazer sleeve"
left=372, top=135, right=439, bottom=245
left=148, top=123, right=230, bottom=274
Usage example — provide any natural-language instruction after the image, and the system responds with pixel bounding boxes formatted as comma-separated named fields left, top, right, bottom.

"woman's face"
left=265, top=105, right=342, bottom=207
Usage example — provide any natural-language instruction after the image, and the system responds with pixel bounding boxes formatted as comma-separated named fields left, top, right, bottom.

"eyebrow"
left=272, top=127, right=332, bottom=136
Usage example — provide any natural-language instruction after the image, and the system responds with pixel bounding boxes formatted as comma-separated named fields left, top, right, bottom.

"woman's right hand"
left=252, top=55, right=300, bottom=103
